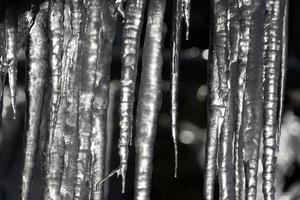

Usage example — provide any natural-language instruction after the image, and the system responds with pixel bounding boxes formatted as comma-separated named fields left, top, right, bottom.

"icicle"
left=5, top=9, right=18, bottom=119
left=104, top=81, right=120, bottom=199
left=276, top=0, right=289, bottom=152
left=43, top=0, right=65, bottom=199
left=74, top=0, right=101, bottom=198
left=182, top=0, right=191, bottom=40
left=46, top=0, right=64, bottom=172
left=44, top=94, right=66, bottom=200
left=21, top=3, right=49, bottom=200
left=211, top=0, right=236, bottom=199
left=104, top=0, right=147, bottom=193
left=0, top=21, right=7, bottom=127
left=90, top=0, right=117, bottom=199
left=262, top=0, right=285, bottom=199
left=204, top=2, right=224, bottom=197
left=170, top=0, right=184, bottom=179
left=241, top=0, right=265, bottom=199
left=59, top=0, right=80, bottom=199
left=234, top=0, right=251, bottom=199
left=204, top=50, right=223, bottom=200
left=134, top=0, right=165, bottom=199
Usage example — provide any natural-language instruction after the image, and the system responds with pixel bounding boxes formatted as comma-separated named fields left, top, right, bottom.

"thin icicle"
left=182, top=0, right=191, bottom=40
left=241, top=1, right=265, bottom=199
left=74, top=0, right=101, bottom=198
left=59, top=0, right=80, bottom=199
left=276, top=0, right=289, bottom=152
left=170, top=0, right=184, bottom=179
left=262, top=0, right=285, bottom=199
left=90, top=0, right=116, bottom=199
left=0, top=21, right=7, bottom=127
left=21, top=3, right=49, bottom=200
left=5, top=9, right=18, bottom=118
left=105, top=0, right=147, bottom=193
left=134, top=0, right=165, bottom=199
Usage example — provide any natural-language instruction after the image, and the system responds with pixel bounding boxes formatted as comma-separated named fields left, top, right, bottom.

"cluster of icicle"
left=0, top=0, right=191, bottom=199
left=0, top=0, right=290, bottom=199
left=204, top=0, right=288, bottom=200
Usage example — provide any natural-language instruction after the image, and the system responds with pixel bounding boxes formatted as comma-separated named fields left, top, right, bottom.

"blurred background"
left=2, top=0, right=300, bottom=199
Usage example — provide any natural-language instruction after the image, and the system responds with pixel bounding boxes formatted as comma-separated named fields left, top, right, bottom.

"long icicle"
left=213, top=0, right=236, bottom=199
left=45, top=0, right=64, bottom=177
left=204, top=1, right=223, bottom=198
left=91, top=0, right=117, bottom=198
left=0, top=18, right=7, bottom=127
left=262, top=0, right=285, bottom=199
left=134, top=0, right=165, bottom=199
left=104, top=81, right=120, bottom=199
left=103, top=0, right=147, bottom=193
left=234, top=0, right=251, bottom=198
left=170, top=0, right=181, bottom=179
left=59, top=0, right=80, bottom=199
left=276, top=0, right=289, bottom=152
left=43, top=0, right=65, bottom=199
left=226, top=0, right=243, bottom=199
left=44, top=84, right=67, bottom=200
left=74, top=0, right=101, bottom=198
left=21, top=3, right=49, bottom=200
left=5, top=8, right=18, bottom=118
left=241, top=0, right=265, bottom=199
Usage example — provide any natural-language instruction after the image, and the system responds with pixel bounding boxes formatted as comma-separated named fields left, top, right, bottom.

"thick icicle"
left=276, top=0, right=289, bottom=151
left=134, top=0, right=165, bottom=199
left=241, top=0, right=265, bottom=199
left=5, top=9, right=18, bottom=118
left=204, top=1, right=224, bottom=198
left=44, top=92, right=66, bottom=200
left=90, top=0, right=116, bottom=199
left=74, top=0, right=101, bottom=198
left=107, top=0, right=147, bottom=193
left=59, top=0, right=81, bottom=199
left=46, top=0, right=64, bottom=172
left=262, top=0, right=285, bottom=199
left=43, top=0, right=65, bottom=199
left=21, top=3, right=49, bottom=200
left=204, top=51, right=223, bottom=200
left=212, top=0, right=236, bottom=199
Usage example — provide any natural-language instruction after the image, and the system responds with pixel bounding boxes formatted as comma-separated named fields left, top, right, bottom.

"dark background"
left=1, top=0, right=300, bottom=199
